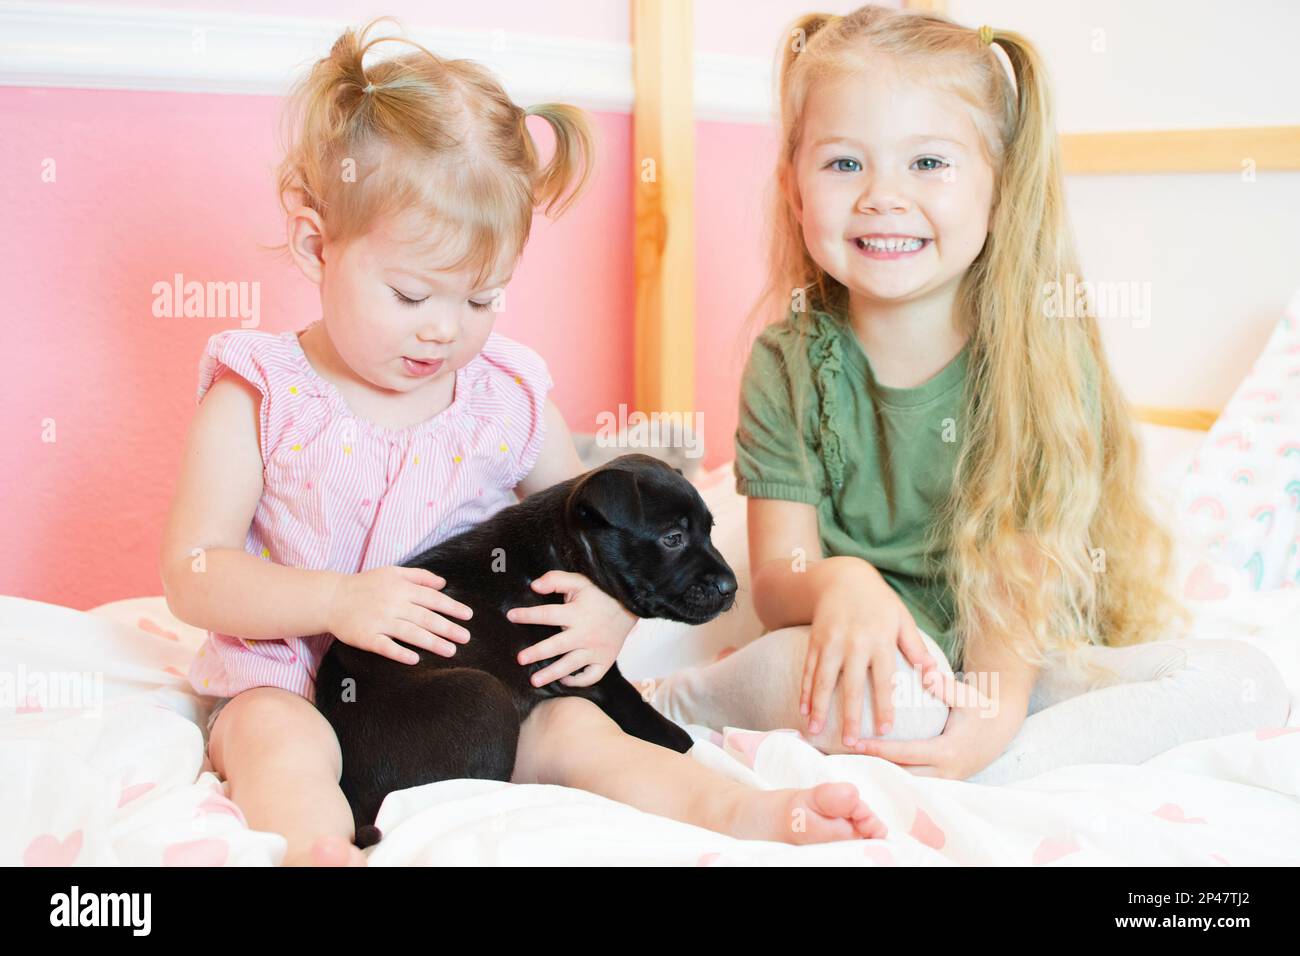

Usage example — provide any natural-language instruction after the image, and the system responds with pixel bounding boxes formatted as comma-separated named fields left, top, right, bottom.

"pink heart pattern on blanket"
left=1032, top=834, right=1081, bottom=865
left=137, top=617, right=179, bottom=641
left=722, top=728, right=800, bottom=769
left=117, top=782, right=156, bottom=807
left=1152, top=803, right=1207, bottom=824
left=197, top=793, right=247, bottom=827
left=162, top=838, right=228, bottom=867
left=23, top=829, right=83, bottom=866
left=1256, top=726, right=1300, bottom=740
left=862, top=843, right=896, bottom=866
left=909, top=807, right=946, bottom=850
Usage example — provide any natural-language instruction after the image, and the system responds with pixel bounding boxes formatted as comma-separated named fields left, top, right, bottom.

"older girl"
left=652, top=5, right=1290, bottom=783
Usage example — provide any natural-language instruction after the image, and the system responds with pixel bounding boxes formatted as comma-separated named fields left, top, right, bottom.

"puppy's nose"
left=708, top=574, right=737, bottom=597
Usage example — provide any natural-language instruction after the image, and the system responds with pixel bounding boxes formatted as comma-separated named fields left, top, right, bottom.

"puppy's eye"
left=660, top=531, right=685, bottom=548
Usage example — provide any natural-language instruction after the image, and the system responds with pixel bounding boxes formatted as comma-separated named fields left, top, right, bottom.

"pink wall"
left=0, top=87, right=634, bottom=609
left=0, top=2, right=836, bottom=611
left=694, top=120, right=783, bottom=474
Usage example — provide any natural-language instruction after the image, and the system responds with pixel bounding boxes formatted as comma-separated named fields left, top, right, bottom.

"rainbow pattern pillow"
left=1177, top=288, right=1300, bottom=600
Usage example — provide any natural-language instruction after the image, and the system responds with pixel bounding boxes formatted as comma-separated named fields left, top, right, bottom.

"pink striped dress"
left=187, top=318, right=554, bottom=704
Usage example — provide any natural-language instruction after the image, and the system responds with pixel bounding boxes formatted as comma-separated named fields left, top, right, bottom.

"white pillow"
left=1173, top=290, right=1300, bottom=601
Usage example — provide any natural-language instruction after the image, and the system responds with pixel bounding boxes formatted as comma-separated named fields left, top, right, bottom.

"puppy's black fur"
left=314, top=453, right=737, bottom=848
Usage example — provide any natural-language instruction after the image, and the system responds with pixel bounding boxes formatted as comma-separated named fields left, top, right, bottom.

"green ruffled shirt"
left=735, top=308, right=1102, bottom=668
left=734, top=308, right=971, bottom=665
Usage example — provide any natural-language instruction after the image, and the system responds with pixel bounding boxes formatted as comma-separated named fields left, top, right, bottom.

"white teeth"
left=858, top=237, right=925, bottom=252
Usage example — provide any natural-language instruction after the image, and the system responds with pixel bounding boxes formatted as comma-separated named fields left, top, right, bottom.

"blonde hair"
left=269, top=16, right=595, bottom=286
left=753, top=5, right=1189, bottom=680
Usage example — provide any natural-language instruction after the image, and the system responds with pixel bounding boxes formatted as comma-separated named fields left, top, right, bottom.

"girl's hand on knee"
left=802, top=563, right=939, bottom=748
left=327, top=566, right=474, bottom=665
left=858, top=671, right=1021, bottom=779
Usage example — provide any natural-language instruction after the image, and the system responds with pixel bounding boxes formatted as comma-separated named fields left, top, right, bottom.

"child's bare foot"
left=723, top=781, right=886, bottom=844
left=283, top=834, right=367, bottom=866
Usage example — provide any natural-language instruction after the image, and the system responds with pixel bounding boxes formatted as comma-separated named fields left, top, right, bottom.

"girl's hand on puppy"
left=326, top=566, right=473, bottom=665
left=507, top=570, right=637, bottom=688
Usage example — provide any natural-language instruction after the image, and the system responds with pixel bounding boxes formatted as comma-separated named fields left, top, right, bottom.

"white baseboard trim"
left=0, top=1, right=775, bottom=123
left=696, top=49, right=774, bottom=125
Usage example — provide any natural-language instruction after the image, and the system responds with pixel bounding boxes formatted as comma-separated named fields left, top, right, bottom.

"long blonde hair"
left=755, top=5, right=1188, bottom=678
left=269, top=16, right=594, bottom=285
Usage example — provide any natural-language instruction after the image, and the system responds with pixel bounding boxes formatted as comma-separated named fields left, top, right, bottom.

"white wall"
left=949, top=0, right=1300, bottom=411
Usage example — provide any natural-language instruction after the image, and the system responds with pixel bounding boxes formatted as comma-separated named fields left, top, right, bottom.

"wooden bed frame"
left=630, top=0, right=1294, bottom=435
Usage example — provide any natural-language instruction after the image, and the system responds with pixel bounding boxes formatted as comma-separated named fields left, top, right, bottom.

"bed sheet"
left=2, top=587, right=1296, bottom=866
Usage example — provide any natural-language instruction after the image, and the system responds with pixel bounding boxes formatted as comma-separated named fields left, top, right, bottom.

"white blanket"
left=2, top=590, right=1297, bottom=866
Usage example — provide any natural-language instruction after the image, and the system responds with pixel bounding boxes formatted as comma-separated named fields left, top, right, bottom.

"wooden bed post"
left=631, top=0, right=695, bottom=417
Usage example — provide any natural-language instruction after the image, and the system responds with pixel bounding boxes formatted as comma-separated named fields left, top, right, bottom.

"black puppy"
left=315, top=453, right=737, bottom=848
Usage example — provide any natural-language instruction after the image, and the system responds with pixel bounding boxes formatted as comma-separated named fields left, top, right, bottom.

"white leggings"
left=649, top=625, right=1293, bottom=785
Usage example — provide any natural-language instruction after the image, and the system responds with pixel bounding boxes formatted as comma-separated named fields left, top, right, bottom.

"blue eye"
left=827, top=158, right=861, bottom=173
left=914, top=156, right=950, bottom=171
left=390, top=288, right=426, bottom=307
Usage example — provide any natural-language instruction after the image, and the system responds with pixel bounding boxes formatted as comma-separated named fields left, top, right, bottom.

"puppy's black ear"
left=672, top=466, right=683, bottom=477
left=567, top=467, right=644, bottom=530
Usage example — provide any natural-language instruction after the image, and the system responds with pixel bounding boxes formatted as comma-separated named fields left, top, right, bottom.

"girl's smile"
left=852, top=234, right=933, bottom=259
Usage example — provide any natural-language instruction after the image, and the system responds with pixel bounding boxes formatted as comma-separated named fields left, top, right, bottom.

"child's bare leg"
left=208, top=687, right=365, bottom=866
left=512, top=696, right=887, bottom=843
